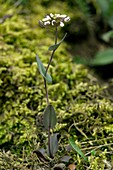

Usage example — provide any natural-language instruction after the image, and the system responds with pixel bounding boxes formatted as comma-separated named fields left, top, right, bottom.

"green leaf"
left=91, top=150, right=96, bottom=156
left=91, top=48, right=113, bottom=66
left=36, top=55, right=52, bottom=83
left=68, top=138, right=88, bottom=162
left=49, top=133, right=58, bottom=157
left=48, top=33, right=67, bottom=51
left=43, top=104, right=57, bottom=130
left=108, top=15, right=113, bottom=29
left=97, top=0, right=109, bottom=14
left=102, top=31, right=113, bottom=42
left=34, top=148, right=49, bottom=162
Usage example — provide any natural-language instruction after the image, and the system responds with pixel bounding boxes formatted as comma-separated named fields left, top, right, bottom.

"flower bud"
left=38, top=20, right=45, bottom=28
left=64, top=16, right=70, bottom=22
left=60, top=22, right=64, bottom=27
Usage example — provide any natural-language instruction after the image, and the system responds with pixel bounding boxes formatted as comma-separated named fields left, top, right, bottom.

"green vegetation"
left=0, top=0, right=113, bottom=169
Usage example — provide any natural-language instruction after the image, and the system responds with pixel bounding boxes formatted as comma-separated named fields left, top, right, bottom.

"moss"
left=0, top=1, right=113, bottom=169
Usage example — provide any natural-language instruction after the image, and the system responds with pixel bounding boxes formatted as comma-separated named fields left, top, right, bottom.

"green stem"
left=45, top=26, right=58, bottom=74
left=44, top=26, right=58, bottom=158
left=44, top=26, right=58, bottom=105
left=44, top=78, right=49, bottom=105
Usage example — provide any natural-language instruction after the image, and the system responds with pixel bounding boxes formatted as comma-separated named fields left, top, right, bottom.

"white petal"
left=46, top=15, right=51, bottom=19
left=64, top=16, right=70, bottom=22
left=50, top=13, right=54, bottom=17
left=60, top=14, right=67, bottom=18
left=44, top=21, right=50, bottom=26
left=42, top=16, right=51, bottom=22
left=42, top=18, right=48, bottom=22
left=60, top=22, right=64, bottom=27
left=55, top=14, right=60, bottom=18
left=52, top=20, right=56, bottom=26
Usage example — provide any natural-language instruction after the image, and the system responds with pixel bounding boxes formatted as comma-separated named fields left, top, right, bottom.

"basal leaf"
left=49, top=133, right=58, bottom=157
left=68, top=137, right=88, bottom=162
left=91, top=48, right=113, bottom=66
left=53, top=163, right=66, bottom=170
left=60, top=155, right=71, bottom=163
left=36, top=55, right=52, bottom=83
left=48, top=33, right=67, bottom=51
left=33, top=148, right=49, bottom=163
left=43, top=104, right=57, bottom=130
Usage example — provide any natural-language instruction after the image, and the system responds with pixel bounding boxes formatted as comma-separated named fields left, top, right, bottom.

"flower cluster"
left=39, top=13, right=70, bottom=28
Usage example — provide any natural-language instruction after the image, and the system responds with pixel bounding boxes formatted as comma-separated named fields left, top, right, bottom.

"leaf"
left=33, top=148, right=49, bottom=162
left=43, top=104, right=57, bottom=130
left=97, top=0, right=109, bottom=14
left=108, top=15, right=113, bottom=29
left=91, top=48, right=113, bottom=66
left=102, top=31, right=113, bottom=42
left=68, top=138, right=88, bottom=162
left=36, top=54, right=52, bottom=83
left=48, top=33, right=67, bottom=51
left=49, top=133, right=58, bottom=157
left=53, top=163, right=66, bottom=170
left=65, top=144, right=73, bottom=152
left=60, top=155, right=71, bottom=163
left=91, top=150, right=96, bottom=156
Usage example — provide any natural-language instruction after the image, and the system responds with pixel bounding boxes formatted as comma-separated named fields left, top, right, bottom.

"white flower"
left=50, top=13, right=54, bottom=17
left=42, top=15, right=51, bottom=22
left=59, top=14, right=67, bottom=18
left=52, top=20, right=56, bottom=26
left=44, top=21, right=51, bottom=26
left=60, top=22, right=64, bottom=27
left=39, top=13, right=70, bottom=28
left=55, top=14, right=60, bottom=18
left=64, top=16, right=70, bottom=22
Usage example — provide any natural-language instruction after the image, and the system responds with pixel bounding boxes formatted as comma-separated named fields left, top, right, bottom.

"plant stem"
left=45, top=26, right=58, bottom=74
left=44, top=78, right=49, bottom=105
left=44, top=26, right=58, bottom=105
left=48, top=125, right=53, bottom=159
left=44, top=26, right=58, bottom=158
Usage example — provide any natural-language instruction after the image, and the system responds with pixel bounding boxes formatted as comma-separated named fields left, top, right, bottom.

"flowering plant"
left=36, top=13, right=87, bottom=169
left=35, top=13, right=70, bottom=169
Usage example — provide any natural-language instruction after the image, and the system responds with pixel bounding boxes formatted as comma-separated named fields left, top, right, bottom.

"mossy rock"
left=0, top=1, right=113, bottom=169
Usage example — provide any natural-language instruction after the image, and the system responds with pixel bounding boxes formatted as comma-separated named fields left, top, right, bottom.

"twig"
left=85, top=142, right=113, bottom=156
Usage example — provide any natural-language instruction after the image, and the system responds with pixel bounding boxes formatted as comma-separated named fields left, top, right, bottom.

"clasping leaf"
left=36, top=54, right=52, bottom=83
left=48, top=33, right=67, bottom=51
